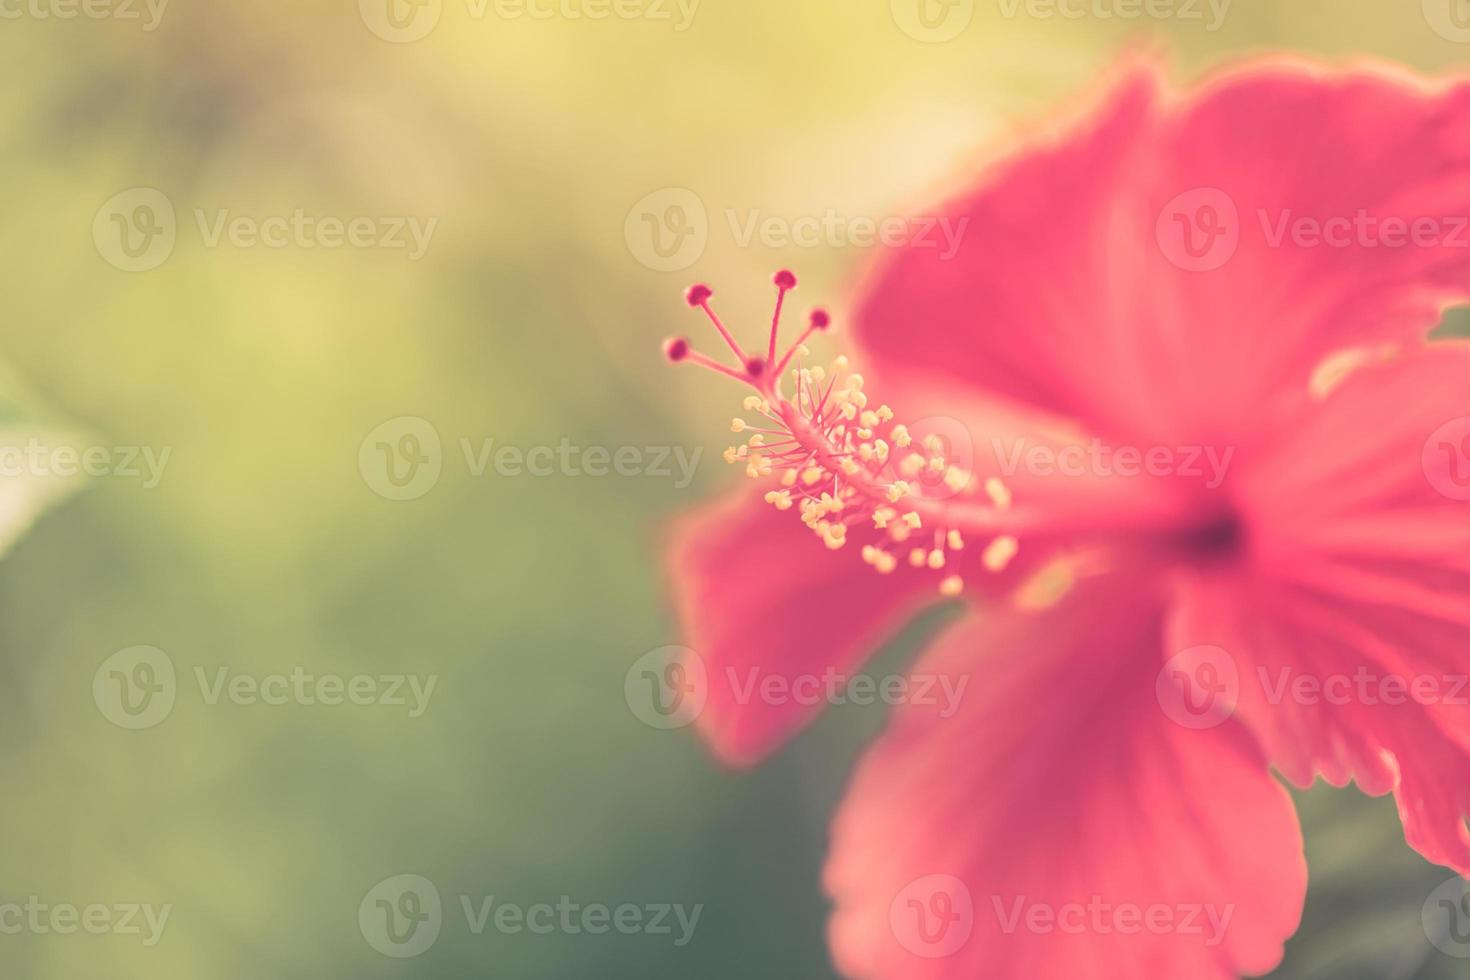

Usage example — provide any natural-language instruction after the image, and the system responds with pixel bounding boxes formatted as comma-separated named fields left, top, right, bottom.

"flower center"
left=1175, top=507, right=1245, bottom=563
left=663, top=270, right=1024, bottom=597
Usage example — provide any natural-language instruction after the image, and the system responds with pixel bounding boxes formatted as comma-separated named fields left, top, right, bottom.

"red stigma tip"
left=774, top=269, right=797, bottom=290
left=685, top=284, right=713, bottom=307
left=745, top=357, right=766, bottom=378
left=810, top=309, right=831, bottom=330
left=663, top=336, right=690, bottom=362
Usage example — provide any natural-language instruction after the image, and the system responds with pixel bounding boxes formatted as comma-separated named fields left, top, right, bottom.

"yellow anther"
left=847, top=374, right=865, bottom=391
left=875, top=440, right=890, bottom=462
left=909, top=548, right=927, bottom=567
left=860, top=410, right=880, bottom=428
left=924, top=435, right=944, bottom=454
left=886, top=481, right=910, bottom=503
left=927, top=549, right=946, bottom=570
left=891, top=425, right=912, bottom=448
left=875, top=552, right=897, bottom=574
left=857, top=427, right=873, bottom=440
left=748, top=434, right=765, bottom=447
left=985, top=477, right=1013, bottom=509
left=782, top=469, right=798, bottom=487
left=928, top=456, right=947, bottom=473
left=742, top=395, right=765, bottom=412
left=840, top=458, right=862, bottom=476
left=947, top=529, right=965, bottom=550
left=944, top=467, right=971, bottom=493
left=903, top=512, right=922, bottom=529
left=811, top=366, right=826, bottom=382
left=939, top=575, right=964, bottom=597
left=731, top=418, right=747, bottom=433
left=983, top=535, right=1020, bottom=572
left=833, top=355, right=850, bottom=372
left=876, top=405, right=894, bottom=422
left=841, top=402, right=859, bottom=420
left=803, top=467, right=824, bottom=486
left=764, top=490, right=793, bottom=511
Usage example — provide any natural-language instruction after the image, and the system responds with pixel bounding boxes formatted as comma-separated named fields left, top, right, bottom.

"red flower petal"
left=665, top=490, right=941, bottom=766
left=1172, top=344, right=1470, bottom=871
left=853, top=60, right=1470, bottom=449
left=825, top=576, right=1305, bottom=980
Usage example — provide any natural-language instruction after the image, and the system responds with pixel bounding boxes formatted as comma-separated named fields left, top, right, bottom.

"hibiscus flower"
left=661, top=57, right=1470, bottom=979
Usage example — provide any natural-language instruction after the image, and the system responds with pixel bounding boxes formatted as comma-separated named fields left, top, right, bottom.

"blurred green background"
left=1, top=0, right=1468, bottom=977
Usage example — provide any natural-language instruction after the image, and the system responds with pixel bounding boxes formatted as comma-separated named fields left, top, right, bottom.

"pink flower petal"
left=1171, top=344, right=1470, bottom=871
left=853, top=60, right=1470, bottom=448
left=665, top=490, right=942, bottom=766
left=825, top=577, right=1305, bottom=980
